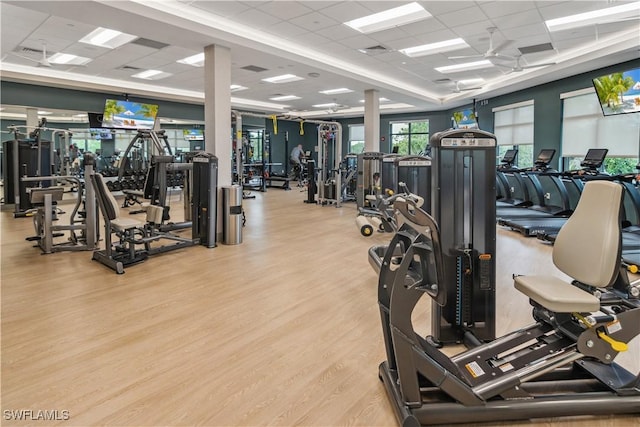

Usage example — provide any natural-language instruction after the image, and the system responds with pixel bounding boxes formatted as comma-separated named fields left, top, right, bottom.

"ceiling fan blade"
left=447, top=54, right=483, bottom=60
left=489, top=39, right=514, bottom=54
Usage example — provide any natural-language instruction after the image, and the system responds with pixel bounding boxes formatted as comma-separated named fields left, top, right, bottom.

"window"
left=493, top=101, right=534, bottom=168
left=561, top=88, right=640, bottom=173
left=348, top=124, right=364, bottom=153
left=390, top=120, right=429, bottom=155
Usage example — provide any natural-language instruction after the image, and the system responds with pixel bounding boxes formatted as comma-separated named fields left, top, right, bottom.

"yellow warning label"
left=465, top=361, right=485, bottom=378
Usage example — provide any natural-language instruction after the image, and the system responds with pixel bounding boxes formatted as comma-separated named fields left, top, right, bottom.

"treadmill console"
left=581, top=148, right=608, bottom=169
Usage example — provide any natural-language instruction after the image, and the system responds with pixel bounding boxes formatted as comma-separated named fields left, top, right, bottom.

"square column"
left=364, top=89, right=380, bottom=152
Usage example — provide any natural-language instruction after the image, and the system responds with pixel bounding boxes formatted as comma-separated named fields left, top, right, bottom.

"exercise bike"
left=370, top=180, right=639, bottom=425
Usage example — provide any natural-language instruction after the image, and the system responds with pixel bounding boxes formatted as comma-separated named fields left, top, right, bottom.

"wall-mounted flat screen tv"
left=452, top=108, right=479, bottom=129
left=102, top=99, right=158, bottom=129
left=183, top=128, right=204, bottom=141
left=592, top=67, right=640, bottom=116
left=90, top=128, right=114, bottom=140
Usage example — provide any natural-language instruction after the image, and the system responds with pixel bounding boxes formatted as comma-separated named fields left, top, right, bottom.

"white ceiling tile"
left=421, top=1, right=477, bottom=16
left=435, top=5, right=489, bottom=27
left=496, top=10, right=546, bottom=30
left=263, top=21, right=309, bottom=39
left=369, top=28, right=413, bottom=44
left=338, top=34, right=382, bottom=49
left=479, top=1, right=538, bottom=19
left=304, top=2, right=342, bottom=11
left=314, top=24, right=360, bottom=41
left=289, top=11, right=339, bottom=31
left=256, top=1, right=315, bottom=21
left=501, top=23, right=549, bottom=42
left=234, top=8, right=282, bottom=29
left=318, top=2, right=376, bottom=22
left=449, top=21, right=495, bottom=39
left=189, top=1, right=251, bottom=17
left=400, top=19, right=447, bottom=36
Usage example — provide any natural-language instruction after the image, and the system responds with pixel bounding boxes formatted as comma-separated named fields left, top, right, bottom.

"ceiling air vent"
left=131, top=38, right=169, bottom=50
left=15, top=46, right=43, bottom=54
left=241, top=65, right=268, bottom=72
left=118, top=65, right=142, bottom=71
left=518, top=43, right=554, bottom=55
left=434, top=78, right=453, bottom=84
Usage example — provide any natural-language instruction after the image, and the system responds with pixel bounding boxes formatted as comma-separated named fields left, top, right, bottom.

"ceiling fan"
left=497, top=55, right=557, bottom=74
left=448, top=27, right=514, bottom=61
left=10, top=41, right=85, bottom=68
left=325, top=100, right=350, bottom=113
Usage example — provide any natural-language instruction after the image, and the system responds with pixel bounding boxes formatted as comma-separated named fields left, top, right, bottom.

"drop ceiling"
left=1, top=1, right=639, bottom=120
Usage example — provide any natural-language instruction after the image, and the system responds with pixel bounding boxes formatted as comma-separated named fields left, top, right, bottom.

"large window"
left=561, top=88, right=640, bottom=174
left=348, top=124, right=364, bottom=154
left=390, top=120, right=429, bottom=155
left=493, top=101, right=534, bottom=168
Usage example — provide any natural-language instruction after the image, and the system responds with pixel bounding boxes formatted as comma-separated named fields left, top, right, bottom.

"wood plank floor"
left=1, top=187, right=638, bottom=426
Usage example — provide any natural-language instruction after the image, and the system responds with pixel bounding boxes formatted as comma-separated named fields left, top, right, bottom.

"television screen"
left=452, top=108, right=478, bottom=129
left=592, top=67, right=640, bottom=116
left=90, top=128, right=114, bottom=140
left=102, top=99, right=158, bottom=129
left=183, top=129, right=204, bottom=141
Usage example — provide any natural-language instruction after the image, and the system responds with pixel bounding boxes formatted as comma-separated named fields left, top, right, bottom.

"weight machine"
left=371, top=167, right=640, bottom=426
left=3, top=121, right=70, bottom=216
left=356, top=152, right=383, bottom=209
left=21, top=153, right=99, bottom=254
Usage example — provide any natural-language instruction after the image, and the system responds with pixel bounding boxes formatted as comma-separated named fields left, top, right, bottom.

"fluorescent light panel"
left=37, top=110, right=52, bottom=115
left=435, top=60, right=493, bottom=73
left=177, top=53, right=205, bottom=67
left=319, top=88, right=353, bottom=95
left=262, top=74, right=304, bottom=83
left=230, top=84, right=248, bottom=92
left=80, top=27, right=137, bottom=49
left=359, top=97, right=390, bottom=103
left=312, top=102, right=339, bottom=108
left=48, top=53, right=92, bottom=65
left=132, top=69, right=172, bottom=80
left=545, top=2, right=640, bottom=32
left=344, top=2, right=431, bottom=34
left=232, top=97, right=290, bottom=110
left=400, top=38, right=469, bottom=58
left=269, top=95, right=301, bottom=101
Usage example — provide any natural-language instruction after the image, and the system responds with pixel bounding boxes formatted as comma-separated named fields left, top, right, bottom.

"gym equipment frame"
left=371, top=181, right=639, bottom=426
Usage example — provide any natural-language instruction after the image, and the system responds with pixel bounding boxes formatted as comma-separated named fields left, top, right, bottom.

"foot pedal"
left=25, top=236, right=41, bottom=242
left=52, top=233, right=65, bottom=238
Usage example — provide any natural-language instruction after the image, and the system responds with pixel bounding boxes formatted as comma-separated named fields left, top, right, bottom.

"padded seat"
left=111, top=217, right=145, bottom=232
left=513, top=180, right=623, bottom=314
left=514, top=275, right=599, bottom=312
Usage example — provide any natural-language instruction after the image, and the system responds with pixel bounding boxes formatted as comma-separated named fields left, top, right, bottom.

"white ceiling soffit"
left=99, top=0, right=443, bottom=104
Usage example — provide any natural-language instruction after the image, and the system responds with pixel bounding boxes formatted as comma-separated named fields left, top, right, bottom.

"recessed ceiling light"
left=48, top=53, right=92, bottom=65
left=435, top=60, right=493, bottom=73
left=312, top=102, right=339, bottom=108
left=344, top=2, right=431, bottom=34
left=319, top=88, right=353, bottom=95
left=459, top=78, right=484, bottom=85
left=359, top=98, right=390, bottom=103
left=79, top=27, right=137, bottom=49
left=545, top=2, right=640, bottom=32
left=177, top=53, right=205, bottom=67
left=262, top=74, right=304, bottom=83
left=269, top=95, right=301, bottom=101
left=399, top=38, right=469, bottom=58
left=230, top=84, right=248, bottom=92
left=132, top=69, right=172, bottom=80
left=232, top=97, right=291, bottom=110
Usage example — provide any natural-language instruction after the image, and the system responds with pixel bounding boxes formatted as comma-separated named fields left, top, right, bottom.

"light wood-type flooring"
left=1, top=186, right=638, bottom=426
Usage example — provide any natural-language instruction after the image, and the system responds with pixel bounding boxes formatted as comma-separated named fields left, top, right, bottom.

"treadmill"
left=495, top=149, right=571, bottom=220
left=500, top=149, right=609, bottom=236
left=496, top=149, right=522, bottom=206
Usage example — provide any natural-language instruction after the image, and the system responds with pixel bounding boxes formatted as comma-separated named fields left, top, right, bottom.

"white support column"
left=204, top=44, right=232, bottom=242
left=364, top=89, right=380, bottom=152
left=26, top=107, right=39, bottom=128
